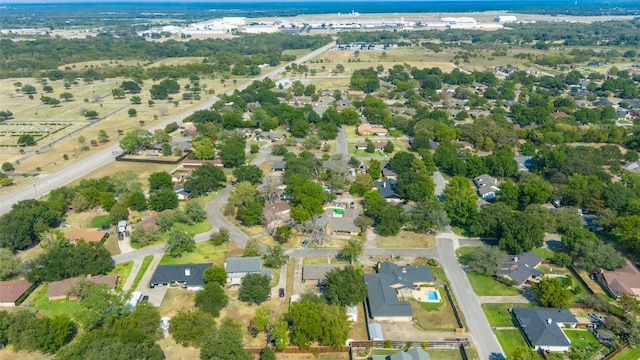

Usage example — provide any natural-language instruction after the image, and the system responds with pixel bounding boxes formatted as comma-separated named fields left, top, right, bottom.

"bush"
left=210, top=228, right=230, bottom=245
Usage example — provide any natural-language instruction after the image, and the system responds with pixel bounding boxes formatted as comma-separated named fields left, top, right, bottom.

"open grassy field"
left=156, top=336, right=200, bottom=360
left=610, top=346, right=640, bottom=360
left=481, top=303, right=534, bottom=328
left=159, top=241, right=242, bottom=266
left=108, top=261, right=134, bottom=291
left=466, top=272, right=521, bottom=296
left=0, top=348, right=53, bottom=360
left=145, top=57, right=205, bottom=67
left=21, top=283, right=84, bottom=320
left=158, top=288, right=196, bottom=318
left=377, top=231, right=435, bottom=248
left=494, top=329, right=530, bottom=358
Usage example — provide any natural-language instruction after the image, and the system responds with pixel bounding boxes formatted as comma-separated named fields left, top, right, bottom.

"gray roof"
left=302, top=264, right=347, bottom=281
left=498, top=251, right=543, bottom=285
left=371, top=348, right=431, bottom=360
left=512, top=307, right=577, bottom=348
left=368, top=323, right=384, bottom=341
left=225, top=256, right=263, bottom=274
left=514, top=155, right=533, bottom=171
left=327, top=208, right=360, bottom=233
left=374, top=179, right=401, bottom=199
left=272, top=161, right=286, bottom=171
left=365, top=263, right=435, bottom=318
left=381, top=163, right=397, bottom=177
left=150, top=263, right=212, bottom=286
left=322, top=160, right=350, bottom=173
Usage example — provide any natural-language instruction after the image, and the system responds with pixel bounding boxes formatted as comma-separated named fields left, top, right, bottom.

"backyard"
left=481, top=303, right=534, bottom=328
left=21, top=284, right=84, bottom=320
left=159, top=241, right=242, bottom=266
left=494, top=329, right=530, bottom=358
left=611, top=347, right=640, bottom=360
left=410, top=288, right=460, bottom=332
left=564, top=329, right=602, bottom=350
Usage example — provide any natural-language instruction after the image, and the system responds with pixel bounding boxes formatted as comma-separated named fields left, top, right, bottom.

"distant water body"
left=5, top=0, right=640, bottom=17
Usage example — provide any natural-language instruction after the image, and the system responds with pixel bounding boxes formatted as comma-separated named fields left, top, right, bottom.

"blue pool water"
left=426, top=290, right=438, bottom=301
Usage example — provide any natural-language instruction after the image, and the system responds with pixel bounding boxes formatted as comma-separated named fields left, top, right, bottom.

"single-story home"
left=355, top=141, right=386, bottom=151
left=357, top=124, right=388, bottom=136
left=514, top=155, right=533, bottom=172
left=63, top=228, right=108, bottom=243
left=149, top=263, right=212, bottom=290
left=474, top=174, right=500, bottom=200
left=47, top=274, right=118, bottom=300
left=381, top=163, right=397, bottom=180
left=224, top=257, right=271, bottom=286
left=263, top=202, right=291, bottom=230
left=497, top=251, right=543, bottom=286
left=0, top=279, right=34, bottom=307
left=371, top=348, right=431, bottom=360
left=374, top=179, right=402, bottom=203
left=326, top=208, right=360, bottom=236
left=174, top=185, right=192, bottom=200
left=511, top=307, right=578, bottom=352
left=271, top=161, right=286, bottom=174
left=302, top=264, right=347, bottom=285
left=597, top=260, right=640, bottom=299
left=364, top=262, right=435, bottom=321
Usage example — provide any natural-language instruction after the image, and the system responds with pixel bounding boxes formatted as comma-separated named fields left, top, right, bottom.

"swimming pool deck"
left=412, top=287, right=442, bottom=303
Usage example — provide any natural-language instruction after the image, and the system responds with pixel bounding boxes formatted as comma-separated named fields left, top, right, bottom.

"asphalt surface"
left=336, top=125, right=348, bottom=157
left=432, top=171, right=447, bottom=197
left=437, top=232, right=505, bottom=360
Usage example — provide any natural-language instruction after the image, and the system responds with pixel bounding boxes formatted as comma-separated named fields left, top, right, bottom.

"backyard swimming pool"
left=426, top=290, right=439, bottom=301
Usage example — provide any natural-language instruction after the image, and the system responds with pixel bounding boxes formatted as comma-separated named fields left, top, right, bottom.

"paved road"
left=336, top=125, right=348, bottom=157
left=0, top=40, right=336, bottom=216
left=432, top=171, right=447, bottom=198
left=437, top=232, right=505, bottom=360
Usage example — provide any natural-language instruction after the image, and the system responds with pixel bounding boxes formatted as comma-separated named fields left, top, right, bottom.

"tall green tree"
left=195, top=283, right=228, bottom=317
left=239, top=273, right=271, bottom=305
left=443, top=176, right=478, bottom=226
left=166, top=228, right=195, bottom=258
left=324, top=266, right=367, bottom=306
left=200, top=319, right=253, bottom=360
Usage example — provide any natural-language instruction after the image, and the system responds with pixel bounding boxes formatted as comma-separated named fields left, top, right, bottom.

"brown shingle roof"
left=47, top=275, right=118, bottom=299
left=64, top=228, right=108, bottom=243
left=0, top=279, right=33, bottom=304
left=602, top=260, right=640, bottom=298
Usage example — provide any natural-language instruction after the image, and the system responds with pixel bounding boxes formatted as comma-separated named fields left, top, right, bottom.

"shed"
left=347, top=305, right=358, bottom=322
left=368, top=323, right=384, bottom=341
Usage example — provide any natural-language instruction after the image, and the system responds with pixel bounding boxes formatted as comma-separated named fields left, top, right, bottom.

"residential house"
left=380, top=163, right=398, bottom=180
left=322, top=159, right=353, bottom=175
left=497, top=251, right=543, bottom=286
left=178, top=122, right=197, bottom=135
left=174, top=185, right=191, bottom=200
left=474, top=174, right=500, bottom=200
left=371, top=348, right=431, bottom=360
left=263, top=202, right=291, bottom=230
left=374, top=179, right=402, bottom=203
left=224, top=257, right=271, bottom=286
left=597, top=260, right=640, bottom=299
left=514, top=155, right=533, bottom=172
left=170, top=168, right=192, bottom=184
left=302, top=264, right=347, bottom=285
left=149, top=263, right=212, bottom=290
left=325, top=208, right=360, bottom=236
left=593, top=99, right=614, bottom=107
left=511, top=307, right=578, bottom=352
left=357, top=124, right=389, bottom=136
left=47, top=275, right=118, bottom=300
left=551, top=111, right=570, bottom=119
left=261, top=132, right=286, bottom=141
left=182, top=159, right=223, bottom=168
left=63, top=228, right=108, bottom=244
left=271, top=161, right=286, bottom=174
left=0, top=279, right=34, bottom=307
left=556, top=64, right=580, bottom=70
left=455, top=140, right=475, bottom=151
left=364, top=262, right=435, bottom=321
left=355, top=141, right=385, bottom=151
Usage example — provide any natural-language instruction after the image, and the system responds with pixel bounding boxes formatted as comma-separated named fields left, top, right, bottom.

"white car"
left=111, top=150, right=118, bottom=155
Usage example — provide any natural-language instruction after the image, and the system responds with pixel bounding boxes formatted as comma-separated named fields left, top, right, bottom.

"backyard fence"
left=443, top=283, right=465, bottom=329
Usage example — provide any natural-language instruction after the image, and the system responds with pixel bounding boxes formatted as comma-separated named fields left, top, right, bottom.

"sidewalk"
left=477, top=295, right=530, bottom=304
left=121, top=258, right=143, bottom=292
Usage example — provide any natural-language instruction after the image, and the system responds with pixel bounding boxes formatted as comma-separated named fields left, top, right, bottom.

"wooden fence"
left=115, top=150, right=190, bottom=165
left=604, top=343, right=629, bottom=360
left=443, top=283, right=465, bottom=329
left=245, top=346, right=350, bottom=355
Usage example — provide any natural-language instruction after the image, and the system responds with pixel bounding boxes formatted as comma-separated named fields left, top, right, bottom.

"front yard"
left=494, top=329, right=530, bottom=358
left=159, top=241, right=242, bottom=266
left=611, top=347, right=640, bottom=360
left=377, top=231, right=435, bottom=248
left=466, top=272, right=521, bottom=296
left=482, top=303, right=534, bottom=328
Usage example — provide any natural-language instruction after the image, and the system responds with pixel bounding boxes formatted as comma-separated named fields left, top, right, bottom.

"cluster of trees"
left=26, top=239, right=113, bottom=282
left=0, top=310, right=77, bottom=354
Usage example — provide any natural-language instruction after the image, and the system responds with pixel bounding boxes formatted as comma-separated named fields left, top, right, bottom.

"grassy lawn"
left=108, top=261, right=134, bottom=291
left=564, top=329, right=602, bottom=349
left=482, top=303, right=534, bottom=327
left=131, top=255, right=154, bottom=291
left=369, top=349, right=461, bottom=360
left=377, top=231, right=435, bottom=248
left=431, top=267, right=448, bottom=283
left=159, top=241, right=242, bottom=266
left=495, top=329, right=530, bottom=358
left=22, top=284, right=84, bottom=321
left=174, top=220, right=213, bottom=235
left=610, top=347, right=640, bottom=360
left=410, top=291, right=459, bottom=332
left=455, top=246, right=476, bottom=264
left=103, top=233, right=121, bottom=255
left=90, top=215, right=110, bottom=228
left=303, top=256, right=331, bottom=265
left=350, top=303, right=368, bottom=340
left=158, top=288, right=196, bottom=318
left=156, top=335, right=200, bottom=360
left=0, top=348, right=53, bottom=360
left=533, top=247, right=555, bottom=260
left=466, top=272, right=521, bottom=296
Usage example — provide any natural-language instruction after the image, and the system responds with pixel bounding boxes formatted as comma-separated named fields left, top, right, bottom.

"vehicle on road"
left=279, top=288, right=285, bottom=297
left=589, top=313, right=604, bottom=324
left=301, top=239, right=309, bottom=247
left=111, top=150, right=118, bottom=155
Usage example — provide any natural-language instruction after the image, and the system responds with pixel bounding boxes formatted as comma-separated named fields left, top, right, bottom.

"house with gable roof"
left=371, top=348, right=431, bottom=360
left=511, top=307, right=578, bottom=352
left=597, top=260, right=640, bottom=299
left=364, top=262, right=435, bottom=322
left=497, top=251, right=543, bottom=286
left=224, top=256, right=271, bottom=286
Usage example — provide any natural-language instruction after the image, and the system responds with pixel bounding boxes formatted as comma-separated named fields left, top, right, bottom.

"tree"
left=210, top=227, right=230, bottom=246
left=112, top=88, right=126, bottom=99
left=148, top=187, right=178, bottom=211
left=286, top=300, right=350, bottom=349
left=26, top=242, right=113, bottom=282
left=350, top=173, right=374, bottom=197
left=396, top=172, right=435, bottom=202
left=192, top=136, right=216, bottom=160
left=243, top=238, right=263, bottom=257
left=195, top=283, right=228, bottom=317
left=2, top=162, right=14, bottom=172
left=0, top=248, right=21, bottom=280
left=97, top=129, right=109, bottom=143
left=119, top=129, right=152, bottom=154
left=274, top=225, right=292, bottom=244
left=161, top=142, right=172, bottom=156
left=340, top=238, right=363, bottom=264
left=108, top=201, right=129, bottom=225
left=354, top=215, right=374, bottom=232
left=533, top=277, right=572, bottom=308
left=324, top=266, right=367, bottom=306
left=239, top=273, right=271, bottom=305
left=251, top=306, right=271, bottom=336
left=169, top=310, right=215, bottom=347
left=233, top=165, right=263, bottom=185
left=409, top=197, right=448, bottom=232
left=443, top=176, right=478, bottom=226
left=271, top=320, right=289, bottom=350
left=384, top=140, right=395, bottom=153
left=184, top=200, right=206, bottom=223
left=130, top=95, right=142, bottom=104
left=121, top=80, right=142, bottom=94
left=203, top=266, right=227, bottom=286
left=368, top=159, right=382, bottom=180
left=84, top=110, right=99, bottom=119
left=466, top=246, right=507, bottom=275
left=219, top=134, right=246, bottom=167
left=21, top=84, right=36, bottom=94
left=60, top=92, right=74, bottom=101
left=614, top=215, right=640, bottom=255
left=127, top=108, right=137, bottom=117
left=263, top=245, right=289, bottom=268
left=184, top=163, right=226, bottom=196
left=200, top=319, right=253, bottom=360
left=17, top=134, right=36, bottom=146
left=260, top=346, right=277, bottom=360
left=166, top=228, right=195, bottom=257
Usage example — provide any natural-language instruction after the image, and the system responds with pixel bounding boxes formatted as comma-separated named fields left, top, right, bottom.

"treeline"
left=0, top=32, right=332, bottom=78
left=337, top=18, right=640, bottom=47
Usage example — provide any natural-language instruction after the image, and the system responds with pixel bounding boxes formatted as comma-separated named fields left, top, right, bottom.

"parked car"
left=266, top=293, right=272, bottom=301
left=279, top=288, right=285, bottom=298
left=141, top=295, right=149, bottom=303
left=301, top=239, right=310, bottom=247
left=589, top=313, right=604, bottom=324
